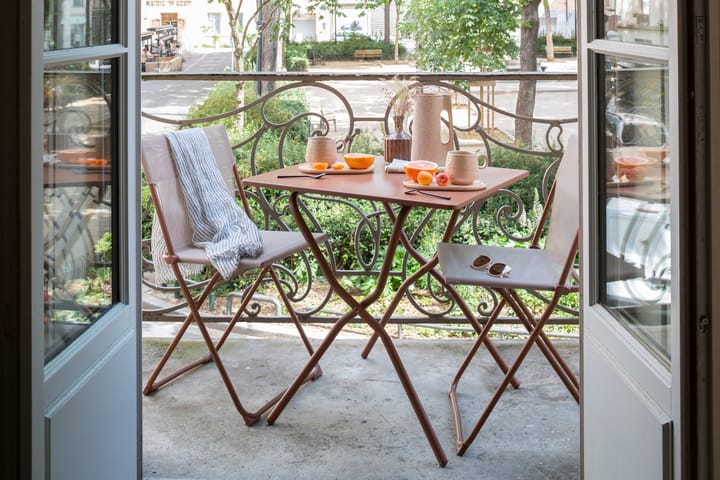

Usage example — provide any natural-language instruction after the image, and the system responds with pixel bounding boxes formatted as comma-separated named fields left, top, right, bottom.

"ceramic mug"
left=305, top=136, right=339, bottom=166
left=445, top=150, right=483, bottom=185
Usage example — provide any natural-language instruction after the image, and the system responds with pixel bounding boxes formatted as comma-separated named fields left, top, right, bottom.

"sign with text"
left=145, top=0, right=191, bottom=6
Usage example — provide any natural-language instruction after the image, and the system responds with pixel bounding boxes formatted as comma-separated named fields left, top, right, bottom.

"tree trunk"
left=384, top=2, right=391, bottom=47
left=543, top=0, right=554, bottom=61
left=261, top=1, right=278, bottom=93
left=514, top=0, right=541, bottom=147
left=221, top=0, right=244, bottom=131
left=394, top=2, right=400, bottom=63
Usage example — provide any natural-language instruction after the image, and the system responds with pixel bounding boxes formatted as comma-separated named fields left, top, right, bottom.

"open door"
left=39, top=0, right=141, bottom=477
left=581, top=0, right=708, bottom=478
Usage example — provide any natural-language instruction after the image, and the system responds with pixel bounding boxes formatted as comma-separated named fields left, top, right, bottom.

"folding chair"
left=437, top=137, right=580, bottom=455
left=141, top=125, right=325, bottom=426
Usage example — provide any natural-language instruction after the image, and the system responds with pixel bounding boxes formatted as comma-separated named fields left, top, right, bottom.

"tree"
left=206, top=0, right=339, bottom=125
left=403, top=0, right=520, bottom=72
left=543, top=0, right=554, bottom=61
left=515, top=0, right=541, bottom=146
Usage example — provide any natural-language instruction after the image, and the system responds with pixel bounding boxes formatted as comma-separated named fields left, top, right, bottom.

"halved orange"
left=404, top=160, right=439, bottom=182
left=343, top=153, right=375, bottom=169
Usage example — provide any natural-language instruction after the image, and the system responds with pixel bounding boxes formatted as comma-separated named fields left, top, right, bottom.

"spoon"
left=404, top=189, right=451, bottom=200
left=277, top=173, right=326, bottom=179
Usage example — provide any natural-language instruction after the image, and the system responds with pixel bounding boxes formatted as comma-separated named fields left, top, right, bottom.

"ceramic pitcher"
left=410, top=92, right=454, bottom=165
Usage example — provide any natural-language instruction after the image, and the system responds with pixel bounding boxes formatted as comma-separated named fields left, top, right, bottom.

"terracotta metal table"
left=243, top=162, right=528, bottom=466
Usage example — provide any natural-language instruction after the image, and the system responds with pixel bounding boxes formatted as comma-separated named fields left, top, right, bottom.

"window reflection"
left=44, top=61, right=115, bottom=363
left=601, top=56, right=671, bottom=363
left=44, top=0, right=114, bottom=50
left=603, top=0, right=668, bottom=46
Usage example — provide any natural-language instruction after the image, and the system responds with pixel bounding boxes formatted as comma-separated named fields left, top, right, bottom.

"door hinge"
left=699, top=315, right=710, bottom=333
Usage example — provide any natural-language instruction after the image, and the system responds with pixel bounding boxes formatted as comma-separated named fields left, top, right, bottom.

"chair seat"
left=437, top=241, right=571, bottom=292
left=174, top=230, right=327, bottom=268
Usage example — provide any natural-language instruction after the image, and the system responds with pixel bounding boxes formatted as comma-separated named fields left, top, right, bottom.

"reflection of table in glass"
left=43, top=162, right=112, bottom=361
left=604, top=171, right=671, bottom=356
left=243, top=163, right=528, bottom=466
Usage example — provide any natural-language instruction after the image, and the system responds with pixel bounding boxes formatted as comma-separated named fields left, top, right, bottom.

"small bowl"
left=56, top=148, right=94, bottom=163
left=404, top=160, right=439, bottom=182
left=614, top=156, right=657, bottom=181
left=614, top=156, right=656, bottom=169
left=344, top=153, right=375, bottom=169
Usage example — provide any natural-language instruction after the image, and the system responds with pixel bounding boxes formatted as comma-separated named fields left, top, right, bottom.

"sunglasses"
left=471, top=254, right=512, bottom=277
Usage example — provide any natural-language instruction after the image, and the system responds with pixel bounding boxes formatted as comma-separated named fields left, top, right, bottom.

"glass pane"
left=43, top=60, right=116, bottom=363
left=602, top=0, right=669, bottom=46
left=44, top=0, right=115, bottom=50
left=600, top=55, right=671, bottom=363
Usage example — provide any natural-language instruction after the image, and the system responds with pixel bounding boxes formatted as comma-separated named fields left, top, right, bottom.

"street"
left=141, top=48, right=579, bottom=141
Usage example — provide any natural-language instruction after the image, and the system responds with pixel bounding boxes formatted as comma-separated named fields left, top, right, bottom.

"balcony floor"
left=142, top=323, right=579, bottom=479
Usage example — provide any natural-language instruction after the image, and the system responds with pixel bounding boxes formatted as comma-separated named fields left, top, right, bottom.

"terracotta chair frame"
left=141, top=125, right=325, bottom=426
left=437, top=138, right=580, bottom=455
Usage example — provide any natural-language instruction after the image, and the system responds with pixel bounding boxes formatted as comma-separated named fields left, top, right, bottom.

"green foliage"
left=94, top=232, right=113, bottom=263
left=403, top=0, right=520, bottom=71
left=349, top=129, right=384, bottom=156
left=488, top=146, right=554, bottom=213
left=286, top=56, right=309, bottom=71
left=291, top=35, right=407, bottom=62
left=537, top=34, right=577, bottom=55
left=187, top=81, right=239, bottom=131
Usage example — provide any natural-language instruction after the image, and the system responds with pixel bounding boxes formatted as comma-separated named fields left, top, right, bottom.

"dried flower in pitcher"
left=383, top=76, right=418, bottom=117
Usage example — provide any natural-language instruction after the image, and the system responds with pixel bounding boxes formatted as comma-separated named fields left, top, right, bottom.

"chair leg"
left=142, top=271, right=222, bottom=395
left=451, top=288, right=577, bottom=456
left=448, top=298, right=506, bottom=454
left=144, top=264, right=322, bottom=426
left=506, top=289, right=579, bottom=400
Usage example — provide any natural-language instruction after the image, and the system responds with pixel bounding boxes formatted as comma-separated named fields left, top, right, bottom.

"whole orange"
left=417, top=171, right=434, bottom=186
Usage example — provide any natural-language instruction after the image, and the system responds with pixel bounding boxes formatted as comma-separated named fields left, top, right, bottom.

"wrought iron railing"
left=140, top=70, right=578, bottom=329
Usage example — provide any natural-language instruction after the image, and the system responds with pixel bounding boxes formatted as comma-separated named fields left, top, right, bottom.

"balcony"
left=140, top=64, right=580, bottom=478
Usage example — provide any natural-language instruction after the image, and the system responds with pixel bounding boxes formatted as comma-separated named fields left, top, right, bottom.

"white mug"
left=445, top=150, right=482, bottom=185
left=305, top=136, right=339, bottom=166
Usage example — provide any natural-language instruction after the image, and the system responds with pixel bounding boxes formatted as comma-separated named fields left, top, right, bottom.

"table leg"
left=360, top=205, right=520, bottom=389
left=267, top=193, right=448, bottom=467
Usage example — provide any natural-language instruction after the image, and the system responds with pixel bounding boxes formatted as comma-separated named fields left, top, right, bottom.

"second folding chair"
left=142, top=125, right=326, bottom=426
left=437, top=137, right=580, bottom=455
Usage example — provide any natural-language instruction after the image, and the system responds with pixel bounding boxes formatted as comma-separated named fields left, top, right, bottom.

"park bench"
left=552, top=45, right=573, bottom=57
left=354, top=49, right=382, bottom=60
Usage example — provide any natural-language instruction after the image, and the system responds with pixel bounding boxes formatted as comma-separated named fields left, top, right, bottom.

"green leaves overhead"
left=404, top=0, right=521, bottom=72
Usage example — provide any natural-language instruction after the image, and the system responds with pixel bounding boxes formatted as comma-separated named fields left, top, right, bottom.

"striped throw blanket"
left=165, top=128, right=263, bottom=280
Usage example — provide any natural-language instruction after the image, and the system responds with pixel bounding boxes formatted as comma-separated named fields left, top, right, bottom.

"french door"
left=581, top=0, right=708, bottom=478
left=38, top=0, right=141, bottom=477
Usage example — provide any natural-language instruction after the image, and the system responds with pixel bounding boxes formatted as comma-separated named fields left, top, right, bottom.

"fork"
left=404, top=189, right=451, bottom=200
left=277, top=173, right=326, bottom=179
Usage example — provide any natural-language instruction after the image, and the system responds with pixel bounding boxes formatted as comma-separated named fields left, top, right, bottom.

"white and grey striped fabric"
left=165, top=128, right=263, bottom=280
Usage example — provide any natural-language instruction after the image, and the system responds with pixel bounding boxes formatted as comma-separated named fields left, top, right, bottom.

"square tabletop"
left=242, top=162, right=528, bottom=210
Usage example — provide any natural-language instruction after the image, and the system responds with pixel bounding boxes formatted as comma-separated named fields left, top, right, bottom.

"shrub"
left=289, top=35, right=407, bottom=63
left=537, top=35, right=577, bottom=56
left=286, top=56, right=309, bottom=71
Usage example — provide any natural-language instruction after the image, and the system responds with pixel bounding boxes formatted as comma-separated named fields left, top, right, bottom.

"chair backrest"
left=141, top=125, right=236, bottom=254
left=542, top=137, right=579, bottom=279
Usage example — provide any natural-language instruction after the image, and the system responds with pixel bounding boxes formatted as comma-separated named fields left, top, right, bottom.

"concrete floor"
left=142, top=324, right=579, bottom=479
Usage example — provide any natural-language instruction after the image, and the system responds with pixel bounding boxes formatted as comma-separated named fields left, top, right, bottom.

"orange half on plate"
left=343, top=153, right=375, bottom=169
